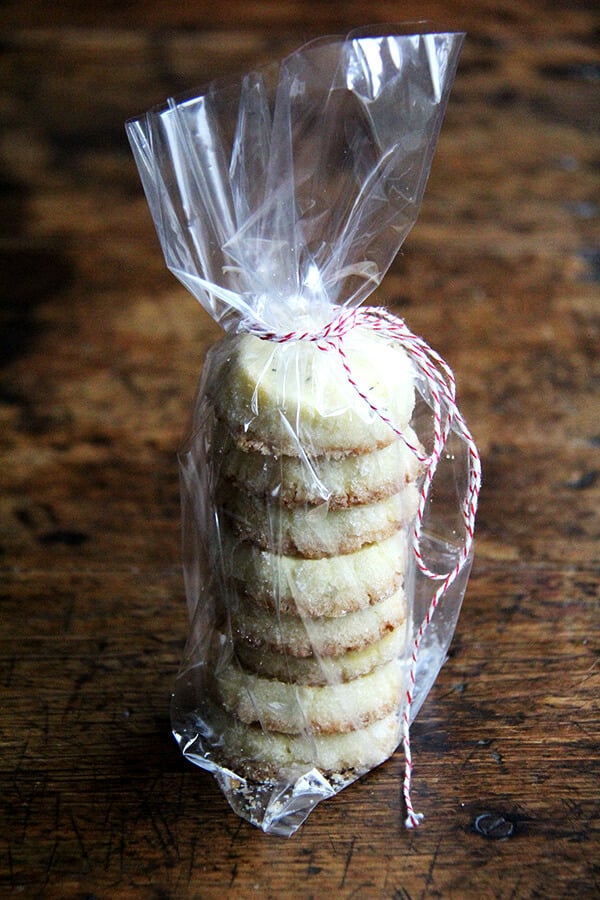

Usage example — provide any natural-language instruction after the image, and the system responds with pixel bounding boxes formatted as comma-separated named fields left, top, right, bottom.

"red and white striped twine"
left=251, top=305, right=482, bottom=829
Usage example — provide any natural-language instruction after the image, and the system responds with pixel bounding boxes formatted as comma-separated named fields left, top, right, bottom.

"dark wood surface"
left=1, top=1, right=599, bottom=897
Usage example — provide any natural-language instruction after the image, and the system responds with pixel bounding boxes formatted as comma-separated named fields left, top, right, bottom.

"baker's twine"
left=249, top=305, right=482, bottom=829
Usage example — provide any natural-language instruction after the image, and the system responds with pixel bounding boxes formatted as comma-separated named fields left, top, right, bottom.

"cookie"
left=221, top=530, right=408, bottom=617
left=198, top=702, right=402, bottom=781
left=204, top=327, right=415, bottom=456
left=228, top=587, right=407, bottom=657
left=234, top=624, right=408, bottom=685
left=214, top=425, right=424, bottom=509
left=219, top=483, right=419, bottom=558
left=215, top=656, right=404, bottom=734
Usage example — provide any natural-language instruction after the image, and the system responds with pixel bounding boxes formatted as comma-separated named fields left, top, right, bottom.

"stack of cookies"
left=201, top=326, right=422, bottom=782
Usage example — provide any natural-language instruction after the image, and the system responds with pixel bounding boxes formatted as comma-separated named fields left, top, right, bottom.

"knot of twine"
left=250, top=305, right=482, bottom=829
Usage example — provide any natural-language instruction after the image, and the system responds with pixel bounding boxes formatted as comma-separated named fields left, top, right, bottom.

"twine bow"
left=250, top=305, right=482, bottom=829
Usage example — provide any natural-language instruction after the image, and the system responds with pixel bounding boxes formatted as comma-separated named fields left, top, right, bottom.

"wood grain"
left=1, top=1, right=599, bottom=896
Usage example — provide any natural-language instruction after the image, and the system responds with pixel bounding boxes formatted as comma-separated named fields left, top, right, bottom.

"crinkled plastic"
left=127, top=26, right=480, bottom=836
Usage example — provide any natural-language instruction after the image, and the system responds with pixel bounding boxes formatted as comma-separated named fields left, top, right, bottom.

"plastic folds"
left=127, top=28, right=480, bottom=836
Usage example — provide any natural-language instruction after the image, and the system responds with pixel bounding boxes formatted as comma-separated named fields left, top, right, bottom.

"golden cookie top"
left=204, top=326, right=415, bottom=456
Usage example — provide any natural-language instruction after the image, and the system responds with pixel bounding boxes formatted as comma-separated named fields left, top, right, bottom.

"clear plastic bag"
left=127, top=26, right=481, bottom=836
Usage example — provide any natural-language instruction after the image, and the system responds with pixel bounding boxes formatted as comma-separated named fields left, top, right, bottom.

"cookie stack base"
left=180, top=700, right=402, bottom=784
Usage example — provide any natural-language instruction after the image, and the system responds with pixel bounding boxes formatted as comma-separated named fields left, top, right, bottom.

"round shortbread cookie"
left=215, top=657, right=404, bottom=734
left=219, top=483, right=419, bottom=558
left=200, top=703, right=401, bottom=781
left=213, top=425, right=424, bottom=509
left=235, top=625, right=408, bottom=685
left=204, top=328, right=415, bottom=456
left=229, top=587, right=406, bottom=657
left=223, top=530, right=408, bottom=617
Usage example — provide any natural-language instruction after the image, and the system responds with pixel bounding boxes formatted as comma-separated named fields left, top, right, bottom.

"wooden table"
left=1, top=2, right=598, bottom=896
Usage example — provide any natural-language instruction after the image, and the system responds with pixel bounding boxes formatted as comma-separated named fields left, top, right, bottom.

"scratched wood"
left=1, top=1, right=599, bottom=897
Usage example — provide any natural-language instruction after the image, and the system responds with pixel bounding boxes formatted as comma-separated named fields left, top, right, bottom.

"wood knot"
left=473, top=812, right=515, bottom=839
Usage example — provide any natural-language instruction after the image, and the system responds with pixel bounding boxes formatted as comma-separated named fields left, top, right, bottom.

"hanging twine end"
left=405, top=811, right=425, bottom=829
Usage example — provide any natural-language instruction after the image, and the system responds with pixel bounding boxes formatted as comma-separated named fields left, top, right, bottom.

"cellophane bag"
left=127, top=27, right=481, bottom=836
